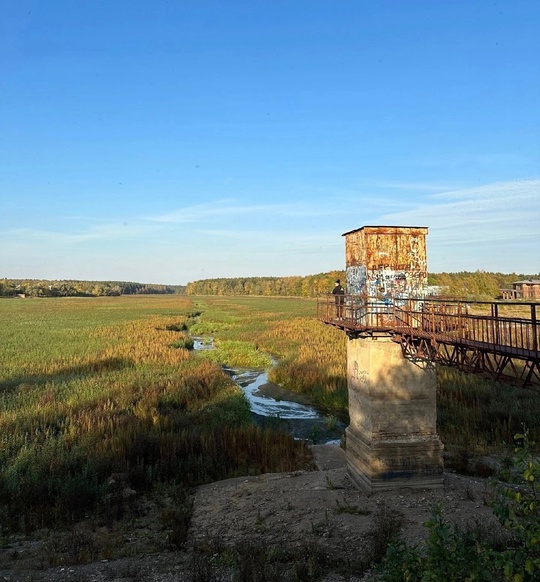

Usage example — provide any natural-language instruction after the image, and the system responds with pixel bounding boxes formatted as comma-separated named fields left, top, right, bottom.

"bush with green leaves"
left=493, top=427, right=540, bottom=581
left=377, top=505, right=493, bottom=582
left=377, top=428, right=539, bottom=582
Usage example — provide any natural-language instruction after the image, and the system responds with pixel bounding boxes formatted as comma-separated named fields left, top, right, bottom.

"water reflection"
left=226, top=367, right=321, bottom=420
left=193, top=337, right=214, bottom=351
left=193, top=336, right=345, bottom=443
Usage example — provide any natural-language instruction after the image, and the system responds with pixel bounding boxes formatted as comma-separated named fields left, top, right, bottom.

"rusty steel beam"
left=317, top=294, right=540, bottom=390
left=397, top=334, right=540, bottom=389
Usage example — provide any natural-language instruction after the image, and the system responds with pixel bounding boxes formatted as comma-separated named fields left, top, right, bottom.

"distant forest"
left=0, top=279, right=184, bottom=298
left=186, top=270, right=540, bottom=300
left=2, top=270, right=538, bottom=300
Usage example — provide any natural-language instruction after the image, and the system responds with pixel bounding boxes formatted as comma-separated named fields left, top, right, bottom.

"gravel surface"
left=0, top=445, right=504, bottom=582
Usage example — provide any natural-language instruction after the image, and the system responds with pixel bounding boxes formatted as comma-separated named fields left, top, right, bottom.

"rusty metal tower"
left=340, top=226, right=443, bottom=491
left=344, top=225, right=428, bottom=300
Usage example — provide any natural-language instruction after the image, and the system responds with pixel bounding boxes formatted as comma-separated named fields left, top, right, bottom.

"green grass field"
left=0, top=295, right=318, bottom=533
left=1, top=294, right=538, bottom=536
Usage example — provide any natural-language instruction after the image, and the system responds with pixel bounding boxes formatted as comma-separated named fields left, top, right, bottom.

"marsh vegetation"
left=0, top=295, right=325, bottom=534
left=1, top=294, right=539, bottom=580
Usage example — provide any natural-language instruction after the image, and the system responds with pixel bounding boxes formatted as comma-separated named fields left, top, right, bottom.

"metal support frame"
left=398, top=334, right=540, bottom=388
left=318, top=294, right=540, bottom=390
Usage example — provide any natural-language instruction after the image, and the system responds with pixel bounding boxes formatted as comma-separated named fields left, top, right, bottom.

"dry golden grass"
left=0, top=295, right=312, bottom=533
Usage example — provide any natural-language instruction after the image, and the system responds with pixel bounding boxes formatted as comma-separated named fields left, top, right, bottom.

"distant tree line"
left=3, top=271, right=538, bottom=300
left=185, top=272, right=346, bottom=298
left=428, top=271, right=539, bottom=300
left=187, top=270, right=539, bottom=300
left=0, top=279, right=185, bottom=298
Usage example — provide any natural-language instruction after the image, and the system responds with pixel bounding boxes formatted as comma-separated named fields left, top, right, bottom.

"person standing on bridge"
left=332, top=279, right=345, bottom=319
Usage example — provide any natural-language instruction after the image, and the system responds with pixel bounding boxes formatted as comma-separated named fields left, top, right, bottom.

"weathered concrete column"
left=345, top=337, right=443, bottom=492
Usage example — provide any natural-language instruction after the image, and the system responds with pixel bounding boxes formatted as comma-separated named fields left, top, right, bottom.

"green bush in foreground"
left=378, top=506, right=494, bottom=582
left=377, top=429, right=540, bottom=582
left=493, top=428, right=540, bottom=581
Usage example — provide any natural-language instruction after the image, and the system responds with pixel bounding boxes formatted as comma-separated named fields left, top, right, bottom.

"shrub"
left=493, top=427, right=540, bottom=581
left=377, top=505, right=494, bottom=582
left=377, top=429, right=540, bottom=582
left=165, top=322, right=189, bottom=332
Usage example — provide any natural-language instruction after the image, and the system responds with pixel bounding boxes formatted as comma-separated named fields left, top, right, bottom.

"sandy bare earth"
left=0, top=445, right=505, bottom=582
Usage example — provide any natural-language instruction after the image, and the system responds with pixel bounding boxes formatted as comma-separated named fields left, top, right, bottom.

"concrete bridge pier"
left=345, top=337, right=444, bottom=492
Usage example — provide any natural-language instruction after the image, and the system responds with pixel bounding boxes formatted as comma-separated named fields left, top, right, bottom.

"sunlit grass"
left=2, top=293, right=538, bottom=535
left=192, top=296, right=348, bottom=416
left=199, top=339, right=273, bottom=368
left=0, top=295, right=312, bottom=533
left=192, top=296, right=539, bottom=452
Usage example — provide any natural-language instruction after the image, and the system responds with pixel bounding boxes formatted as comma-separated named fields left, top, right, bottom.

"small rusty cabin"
left=342, top=225, right=429, bottom=300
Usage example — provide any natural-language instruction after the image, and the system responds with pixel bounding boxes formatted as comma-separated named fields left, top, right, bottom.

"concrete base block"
left=345, top=337, right=444, bottom=492
left=346, top=427, right=443, bottom=492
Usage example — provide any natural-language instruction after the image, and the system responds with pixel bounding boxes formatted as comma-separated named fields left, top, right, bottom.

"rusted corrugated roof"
left=342, top=225, right=428, bottom=236
left=513, top=280, right=540, bottom=285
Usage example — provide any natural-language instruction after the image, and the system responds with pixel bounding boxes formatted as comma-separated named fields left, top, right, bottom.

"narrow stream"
left=226, top=367, right=321, bottom=420
left=193, top=337, right=345, bottom=443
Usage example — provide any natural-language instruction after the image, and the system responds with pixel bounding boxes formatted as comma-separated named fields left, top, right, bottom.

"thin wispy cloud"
left=147, top=198, right=356, bottom=224
left=379, top=178, right=539, bottom=223
left=191, top=224, right=334, bottom=245
left=430, top=178, right=540, bottom=201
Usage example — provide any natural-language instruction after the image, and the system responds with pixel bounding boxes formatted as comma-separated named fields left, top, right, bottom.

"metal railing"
left=317, top=293, right=402, bottom=330
left=318, top=295, right=540, bottom=357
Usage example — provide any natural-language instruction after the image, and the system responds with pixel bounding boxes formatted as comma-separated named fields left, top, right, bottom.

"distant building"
left=426, top=285, right=444, bottom=296
left=500, top=280, right=540, bottom=300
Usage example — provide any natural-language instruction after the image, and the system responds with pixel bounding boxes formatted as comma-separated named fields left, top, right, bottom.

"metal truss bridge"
left=317, top=295, right=540, bottom=389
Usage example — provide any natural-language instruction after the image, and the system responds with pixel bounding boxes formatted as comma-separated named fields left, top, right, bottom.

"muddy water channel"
left=193, top=337, right=346, bottom=443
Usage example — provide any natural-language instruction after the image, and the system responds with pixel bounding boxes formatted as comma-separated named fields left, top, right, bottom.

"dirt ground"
left=0, top=445, right=505, bottom=582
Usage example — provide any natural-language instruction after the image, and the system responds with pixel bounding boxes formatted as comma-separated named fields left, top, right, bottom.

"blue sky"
left=1, top=1, right=538, bottom=285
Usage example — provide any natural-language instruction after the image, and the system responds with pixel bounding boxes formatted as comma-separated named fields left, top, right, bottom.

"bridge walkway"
left=317, top=295, right=540, bottom=388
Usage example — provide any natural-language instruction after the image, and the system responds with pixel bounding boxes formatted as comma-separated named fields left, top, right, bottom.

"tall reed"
left=192, top=296, right=348, bottom=416
left=2, top=294, right=537, bottom=534
left=192, top=296, right=540, bottom=454
left=437, top=366, right=540, bottom=450
left=0, top=296, right=311, bottom=533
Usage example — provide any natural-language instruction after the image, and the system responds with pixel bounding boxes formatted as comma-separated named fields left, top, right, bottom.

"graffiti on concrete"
left=408, top=236, right=427, bottom=272
left=347, top=266, right=426, bottom=301
left=345, top=236, right=427, bottom=302
left=346, top=266, right=367, bottom=295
